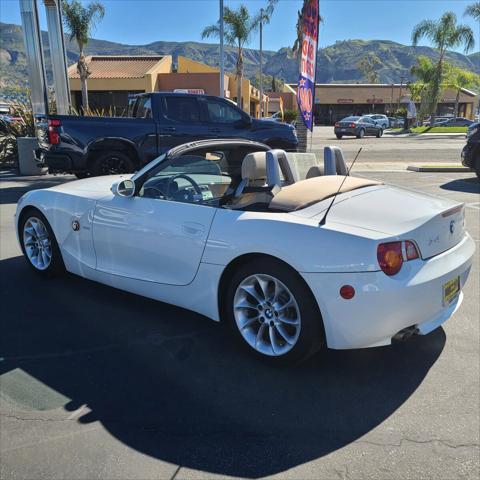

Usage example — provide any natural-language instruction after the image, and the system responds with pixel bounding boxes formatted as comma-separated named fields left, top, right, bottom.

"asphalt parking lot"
left=312, top=126, right=467, bottom=164
left=0, top=169, right=479, bottom=480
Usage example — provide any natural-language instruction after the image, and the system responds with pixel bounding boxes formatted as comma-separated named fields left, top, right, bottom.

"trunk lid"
left=312, top=185, right=466, bottom=258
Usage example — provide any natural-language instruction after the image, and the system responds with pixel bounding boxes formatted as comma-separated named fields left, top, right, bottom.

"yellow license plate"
left=443, top=276, right=460, bottom=305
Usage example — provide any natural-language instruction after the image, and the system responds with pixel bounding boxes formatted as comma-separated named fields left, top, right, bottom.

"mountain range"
left=1, top=22, right=479, bottom=92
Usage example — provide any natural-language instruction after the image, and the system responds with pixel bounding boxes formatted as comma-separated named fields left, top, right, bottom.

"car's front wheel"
left=376, top=128, right=383, bottom=138
left=19, top=209, right=65, bottom=277
left=225, top=257, right=325, bottom=365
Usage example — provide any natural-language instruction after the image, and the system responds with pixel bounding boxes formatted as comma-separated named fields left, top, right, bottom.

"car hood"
left=252, top=118, right=293, bottom=130
left=48, top=174, right=133, bottom=195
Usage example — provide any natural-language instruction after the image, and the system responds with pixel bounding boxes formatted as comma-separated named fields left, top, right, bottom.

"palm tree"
left=62, top=0, right=105, bottom=112
left=464, top=2, right=480, bottom=21
left=412, top=11, right=474, bottom=122
left=409, top=56, right=437, bottom=121
left=202, top=5, right=261, bottom=109
left=292, top=2, right=323, bottom=152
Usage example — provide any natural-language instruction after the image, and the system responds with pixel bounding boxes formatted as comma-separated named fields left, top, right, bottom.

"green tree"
left=356, top=54, right=381, bottom=83
left=412, top=11, right=474, bottom=122
left=445, top=65, right=480, bottom=117
left=62, top=0, right=105, bottom=112
left=202, top=5, right=261, bottom=109
left=409, top=55, right=437, bottom=120
left=464, top=2, right=480, bottom=21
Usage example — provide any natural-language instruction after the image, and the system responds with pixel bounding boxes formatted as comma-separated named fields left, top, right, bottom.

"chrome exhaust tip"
left=392, top=326, right=420, bottom=342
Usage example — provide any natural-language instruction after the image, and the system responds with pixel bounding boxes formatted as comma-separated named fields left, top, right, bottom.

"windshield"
left=342, top=116, right=360, bottom=122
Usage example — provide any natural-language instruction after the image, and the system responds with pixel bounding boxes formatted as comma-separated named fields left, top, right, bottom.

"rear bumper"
left=302, top=233, right=475, bottom=350
left=35, top=149, right=78, bottom=173
left=334, top=127, right=357, bottom=136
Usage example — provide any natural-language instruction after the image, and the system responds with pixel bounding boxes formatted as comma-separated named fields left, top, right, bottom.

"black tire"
left=376, top=128, right=383, bottom=138
left=90, top=151, right=135, bottom=177
left=474, top=155, right=480, bottom=179
left=74, top=172, right=89, bottom=179
left=356, top=129, right=365, bottom=139
left=336, top=134, right=343, bottom=139
left=224, top=257, right=325, bottom=366
left=19, top=208, right=65, bottom=277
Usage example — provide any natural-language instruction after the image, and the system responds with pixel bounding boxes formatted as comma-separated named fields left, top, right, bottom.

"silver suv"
left=364, top=114, right=389, bottom=129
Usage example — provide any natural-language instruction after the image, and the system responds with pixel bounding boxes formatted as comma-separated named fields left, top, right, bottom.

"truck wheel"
left=90, top=151, right=135, bottom=176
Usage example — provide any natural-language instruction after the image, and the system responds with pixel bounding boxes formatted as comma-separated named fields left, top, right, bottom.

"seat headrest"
left=306, top=165, right=325, bottom=179
left=241, top=152, right=267, bottom=180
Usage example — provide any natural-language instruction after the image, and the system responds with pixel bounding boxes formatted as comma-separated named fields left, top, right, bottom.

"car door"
left=92, top=195, right=215, bottom=285
left=201, top=96, right=248, bottom=139
left=157, top=95, right=212, bottom=154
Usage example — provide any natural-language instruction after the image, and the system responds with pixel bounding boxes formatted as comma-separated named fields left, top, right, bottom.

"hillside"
left=1, top=22, right=479, bottom=92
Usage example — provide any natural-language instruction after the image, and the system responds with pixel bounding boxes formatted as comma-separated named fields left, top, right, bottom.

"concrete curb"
left=407, top=165, right=473, bottom=172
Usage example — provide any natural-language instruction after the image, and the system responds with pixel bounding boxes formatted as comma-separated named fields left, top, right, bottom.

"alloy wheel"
left=23, top=217, right=52, bottom=270
left=233, top=274, right=301, bottom=356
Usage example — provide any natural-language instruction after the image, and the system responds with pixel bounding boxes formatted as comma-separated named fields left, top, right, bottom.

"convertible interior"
left=138, top=145, right=381, bottom=213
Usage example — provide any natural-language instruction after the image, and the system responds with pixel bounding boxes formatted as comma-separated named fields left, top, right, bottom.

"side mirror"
left=111, top=179, right=135, bottom=197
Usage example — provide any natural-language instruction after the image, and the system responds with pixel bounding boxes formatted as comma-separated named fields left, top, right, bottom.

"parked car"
left=35, top=93, right=298, bottom=178
left=265, top=111, right=282, bottom=122
left=334, top=116, right=384, bottom=139
left=461, top=121, right=480, bottom=178
left=388, top=117, right=404, bottom=128
left=435, top=117, right=474, bottom=127
left=363, top=114, right=389, bottom=129
left=16, top=138, right=475, bottom=364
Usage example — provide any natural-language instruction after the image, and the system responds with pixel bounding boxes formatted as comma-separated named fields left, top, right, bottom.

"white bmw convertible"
left=16, top=139, right=475, bottom=364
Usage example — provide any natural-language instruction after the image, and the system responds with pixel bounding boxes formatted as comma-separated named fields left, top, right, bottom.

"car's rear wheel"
left=225, top=257, right=325, bottom=365
left=19, top=209, right=65, bottom=277
left=90, top=151, right=135, bottom=176
left=336, top=134, right=343, bottom=139
left=356, top=129, right=365, bottom=139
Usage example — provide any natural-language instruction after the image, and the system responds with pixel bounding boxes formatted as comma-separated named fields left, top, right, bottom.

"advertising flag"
left=297, top=0, right=319, bottom=131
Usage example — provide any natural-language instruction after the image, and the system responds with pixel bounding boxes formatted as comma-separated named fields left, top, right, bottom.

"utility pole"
left=219, top=0, right=224, bottom=98
left=398, top=75, right=406, bottom=109
left=259, top=8, right=264, bottom=117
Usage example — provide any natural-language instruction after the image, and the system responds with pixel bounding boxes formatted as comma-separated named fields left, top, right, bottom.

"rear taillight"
left=349, top=123, right=356, bottom=128
left=334, top=122, right=340, bottom=127
left=377, top=240, right=420, bottom=276
left=48, top=118, right=61, bottom=145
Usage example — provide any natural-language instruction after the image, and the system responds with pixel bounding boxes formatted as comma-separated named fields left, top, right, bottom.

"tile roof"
left=68, top=56, right=165, bottom=79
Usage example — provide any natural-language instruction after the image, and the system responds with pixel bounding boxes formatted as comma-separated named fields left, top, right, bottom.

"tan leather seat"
left=230, top=152, right=273, bottom=209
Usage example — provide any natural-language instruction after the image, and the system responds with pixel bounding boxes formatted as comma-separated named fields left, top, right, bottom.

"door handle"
left=182, top=222, right=205, bottom=236
left=209, top=128, right=221, bottom=134
left=161, top=127, right=176, bottom=133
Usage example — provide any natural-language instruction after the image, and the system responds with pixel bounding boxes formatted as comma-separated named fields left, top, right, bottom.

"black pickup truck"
left=36, top=92, right=298, bottom=177
left=461, top=121, right=480, bottom=178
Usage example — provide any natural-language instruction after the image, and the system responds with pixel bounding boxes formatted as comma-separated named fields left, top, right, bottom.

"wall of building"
left=156, top=72, right=229, bottom=96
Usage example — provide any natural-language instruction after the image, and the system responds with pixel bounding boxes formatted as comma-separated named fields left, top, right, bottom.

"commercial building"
left=272, top=83, right=478, bottom=124
left=68, top=55, right=267, bottom=117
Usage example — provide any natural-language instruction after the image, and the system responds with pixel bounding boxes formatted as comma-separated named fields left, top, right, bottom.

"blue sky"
left=1, top=0, right=478, bottom=53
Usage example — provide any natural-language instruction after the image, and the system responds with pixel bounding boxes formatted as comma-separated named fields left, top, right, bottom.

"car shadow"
left=0, top=256, right=446, bottom=478
left=440, top=177, right=480, bottom=194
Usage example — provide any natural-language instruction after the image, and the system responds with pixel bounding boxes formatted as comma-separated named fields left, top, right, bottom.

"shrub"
left=0, top=100, right=35, bottom=168
left=283, top=109, right=297, bottom=124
